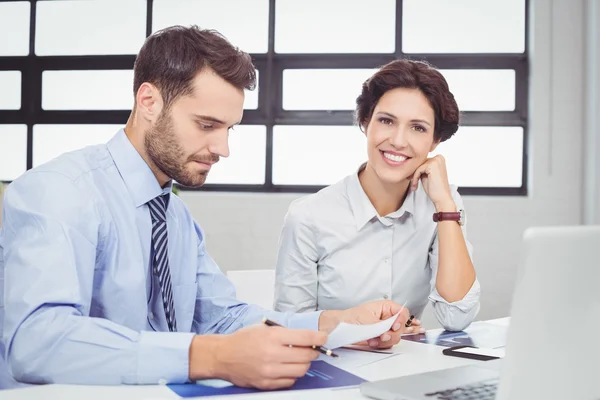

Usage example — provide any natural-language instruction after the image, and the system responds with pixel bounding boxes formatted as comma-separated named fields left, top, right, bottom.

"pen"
left=341, top=346, right=394, bottom=354
left=405, top=315, right=415, bottom=328
left=261, top=317, right=339, bottom=358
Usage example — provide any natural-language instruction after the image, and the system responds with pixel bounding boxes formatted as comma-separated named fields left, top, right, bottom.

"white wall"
left=179, top=0, right=588, bottom=328
left=584, top=0, right=600, bottom=224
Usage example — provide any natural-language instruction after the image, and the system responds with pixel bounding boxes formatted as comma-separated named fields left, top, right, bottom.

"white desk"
left=1, top=318, right=509, bottom=400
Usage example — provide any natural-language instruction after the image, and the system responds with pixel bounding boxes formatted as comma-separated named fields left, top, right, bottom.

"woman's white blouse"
left=273, top=167, right=480, bottom=332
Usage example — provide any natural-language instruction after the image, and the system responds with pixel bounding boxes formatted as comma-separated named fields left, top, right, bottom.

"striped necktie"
left=148, top=194, right=176, bottom=332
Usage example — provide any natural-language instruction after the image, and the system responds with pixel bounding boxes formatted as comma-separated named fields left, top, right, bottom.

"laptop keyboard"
left=425, top=378, right=499, bottom=399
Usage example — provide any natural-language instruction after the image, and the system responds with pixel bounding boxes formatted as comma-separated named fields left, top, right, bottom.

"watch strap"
left=433, top=211, right=461, bottom=223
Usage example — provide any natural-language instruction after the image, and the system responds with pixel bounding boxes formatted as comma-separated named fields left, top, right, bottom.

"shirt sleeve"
left=272, top=201, right=320, bottom=313
left=427, top=187, right=481, bottom=332
left=1, top=172, right=194, bottom=385
left=190, top=220, right=322, bottom=335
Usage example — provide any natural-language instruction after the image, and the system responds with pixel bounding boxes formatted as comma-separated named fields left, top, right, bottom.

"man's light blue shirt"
left=0, top=129, right=320, bottom=386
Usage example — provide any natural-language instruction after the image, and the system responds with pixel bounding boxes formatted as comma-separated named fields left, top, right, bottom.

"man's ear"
left=135, top=82, right=164, bottom=123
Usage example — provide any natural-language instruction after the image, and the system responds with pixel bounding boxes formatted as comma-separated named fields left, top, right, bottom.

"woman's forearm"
left=434, top=202, right=476, bottom=302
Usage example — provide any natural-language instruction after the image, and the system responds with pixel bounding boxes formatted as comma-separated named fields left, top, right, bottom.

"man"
left=0, top=26, right=413, bottom=389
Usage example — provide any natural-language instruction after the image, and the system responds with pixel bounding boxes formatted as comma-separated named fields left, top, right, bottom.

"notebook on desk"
left=167, top=360, right=366, bottom=397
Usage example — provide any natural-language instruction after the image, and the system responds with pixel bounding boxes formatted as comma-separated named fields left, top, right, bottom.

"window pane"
left=441, top=70, right=516, bottom=111
left=431, top=127, right=523, bottom=187
left=0, top=2, right=30, bottom=56
left=273, top=126, right=366, bottom=185
left=36, top=1, right=146, bottom=56
left=153, top=0, right=269, bottom=53
left=244, top=70, right=259, bottom=110
left=283, top=69, right=376, bottom=110
left=41, top=69, right=255, bottom=110
left=0, top=71, right=22, bottom=110
left=42, top=70, right=133, bottom=110
left=33, top=125, right=121, bottom=167
left=275, top=0, right=395, bottom=53
left=0, top=125, right=27, bottom=181
left=205, top=125, right=266, bottom=184
left=403, top=0, right=525, bottom=53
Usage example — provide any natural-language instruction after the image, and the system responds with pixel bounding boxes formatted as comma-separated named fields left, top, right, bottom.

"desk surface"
left=1, top=318, right=510, bottom=400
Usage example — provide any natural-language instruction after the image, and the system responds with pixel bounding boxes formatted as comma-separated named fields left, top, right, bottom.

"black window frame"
left=0, top=0, right=529, bottom=196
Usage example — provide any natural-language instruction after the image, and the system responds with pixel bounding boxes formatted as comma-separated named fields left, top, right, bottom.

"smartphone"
left=442, top=345, right=504, bottom=361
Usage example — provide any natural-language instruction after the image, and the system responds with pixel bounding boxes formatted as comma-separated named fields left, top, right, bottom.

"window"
left=0, top=1, right=30, bottom=56
left=402, top=0, right=526, bottom=53
left=430, top=127, right=524, bottom=187
left=0, top=0, right=529, bottom=195
left=33, top=125, right=121, bottom=167
left=273, top=126, right=366, bottom=185
left=439, top=70, right=516, bottom=112
left=0, top=71, right=22, bottom=110
left=275, top=0, right=396, bottom=54
left=152, top=0, right=269, bottom=54
left=35, top=0, right=146, bottom=56
left=0, top=125, right=27, bottom=181
left=205, top=125, right=267, bottom=185
left=282, top=69, right=377, bottom=110
left=42, top=70, right=134, bottom=110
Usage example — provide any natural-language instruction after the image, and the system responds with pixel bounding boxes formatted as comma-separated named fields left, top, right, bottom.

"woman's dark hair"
left=355, top=59, right=459, bottom=142
left=133, top=25, right=256, bottom=109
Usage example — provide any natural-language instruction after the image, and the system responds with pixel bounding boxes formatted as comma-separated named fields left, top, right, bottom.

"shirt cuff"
left=428, top=278, right=480, bottom=312
left=133, top=331, right=195, bottom=385
left=286, top=311, right=323, bottom=331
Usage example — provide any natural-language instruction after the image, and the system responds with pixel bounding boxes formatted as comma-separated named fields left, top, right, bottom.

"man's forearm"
left=6, top=308, right=194, bottom=385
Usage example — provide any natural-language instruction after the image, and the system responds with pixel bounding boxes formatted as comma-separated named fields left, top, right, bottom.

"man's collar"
left=107, top=129, right=173, bottom=208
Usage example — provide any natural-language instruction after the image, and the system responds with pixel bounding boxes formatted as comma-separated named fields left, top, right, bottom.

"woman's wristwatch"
left=433, top=209, right=465, bottom=226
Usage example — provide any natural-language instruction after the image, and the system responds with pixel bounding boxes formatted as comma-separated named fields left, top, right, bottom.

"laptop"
left=360, top=225, right=600, bottom=400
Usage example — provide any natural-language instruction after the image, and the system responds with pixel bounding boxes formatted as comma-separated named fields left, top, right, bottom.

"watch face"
left=459, top=209, right=466, bottom=226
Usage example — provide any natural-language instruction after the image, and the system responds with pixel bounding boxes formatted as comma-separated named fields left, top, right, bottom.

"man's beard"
left=144, top=112, right=217, bottom=188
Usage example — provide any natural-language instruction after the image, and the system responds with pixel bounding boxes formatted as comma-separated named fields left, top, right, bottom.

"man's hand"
left=188, top=325, right=327, bottom=390
left=319, top=300, right=418, bottom=349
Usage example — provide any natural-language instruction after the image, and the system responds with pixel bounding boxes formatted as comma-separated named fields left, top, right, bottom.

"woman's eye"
left=413, top=125, right=426, bottom=133
left=379, top=117, right=393, bottom=125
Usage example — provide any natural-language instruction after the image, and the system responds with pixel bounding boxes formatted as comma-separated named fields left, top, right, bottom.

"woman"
left=273, top=59, right=480, bottom=332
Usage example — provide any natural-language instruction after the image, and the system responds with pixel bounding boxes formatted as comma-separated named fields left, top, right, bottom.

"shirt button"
left=384, top=258, right=389, bottom=263
left=383, top=294, right=389, bottom=300
left=149, top=312, right=154, bottom=320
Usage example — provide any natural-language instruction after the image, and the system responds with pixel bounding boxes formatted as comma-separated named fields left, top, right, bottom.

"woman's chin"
left=363, top=161, right=412, bottom=187
left=373, top=169, right=411, bottom=187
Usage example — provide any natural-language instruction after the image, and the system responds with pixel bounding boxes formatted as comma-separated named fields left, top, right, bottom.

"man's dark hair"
left=133, top=25, right=256, bottom=109
left=355, top=59, right=460, bottom=142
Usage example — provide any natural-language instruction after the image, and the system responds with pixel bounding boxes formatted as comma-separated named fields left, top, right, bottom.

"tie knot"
left=148, top=195, right=168, bottom=223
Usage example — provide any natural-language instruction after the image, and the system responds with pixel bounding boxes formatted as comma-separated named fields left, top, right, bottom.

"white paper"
left=324, top=312, right=399, bottom=350
left=320, top=347, right=401, bottom=369
left=193, top=378, right=233, bottom=388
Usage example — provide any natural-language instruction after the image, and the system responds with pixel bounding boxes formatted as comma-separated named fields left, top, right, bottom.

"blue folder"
left=168, top=361, right=366, bottom=397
